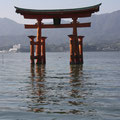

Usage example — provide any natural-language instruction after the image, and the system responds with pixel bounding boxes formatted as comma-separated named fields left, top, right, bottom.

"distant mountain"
left=0, top=18, right=24, bottom=36
left=0, top=10, right=120, bottom=51
left=0, top=18, right=36, bottom=48
left=79, top=10, right=120, bottom=44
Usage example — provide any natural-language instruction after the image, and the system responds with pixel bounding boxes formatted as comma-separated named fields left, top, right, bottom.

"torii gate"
left=15, top=3, right=101, bottom=65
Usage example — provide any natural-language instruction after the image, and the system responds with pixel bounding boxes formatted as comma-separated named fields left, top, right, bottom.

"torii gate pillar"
left=36, top=19, right=42, bottom=64
left=72, top=18, right=80, bottom=64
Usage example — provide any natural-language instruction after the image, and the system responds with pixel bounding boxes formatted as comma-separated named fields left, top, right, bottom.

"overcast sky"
left=0, top=0, right=120, bottom=24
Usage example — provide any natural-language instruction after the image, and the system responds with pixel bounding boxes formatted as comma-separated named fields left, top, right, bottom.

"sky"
left=0, top=0, right=120, bottom=24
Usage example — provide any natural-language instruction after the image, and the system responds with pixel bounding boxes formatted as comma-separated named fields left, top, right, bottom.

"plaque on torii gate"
left=15, top=3, right=101, bottom=65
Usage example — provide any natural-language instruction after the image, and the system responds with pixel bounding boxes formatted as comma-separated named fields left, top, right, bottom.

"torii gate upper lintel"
left=15, top=3, right=101, bottom=65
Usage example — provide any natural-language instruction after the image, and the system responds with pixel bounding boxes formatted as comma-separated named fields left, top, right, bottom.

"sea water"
left=0, top=52, right=120, bottom=120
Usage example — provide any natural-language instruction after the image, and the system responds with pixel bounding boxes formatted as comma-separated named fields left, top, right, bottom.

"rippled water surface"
left=0, top=52, right=120, bottom=120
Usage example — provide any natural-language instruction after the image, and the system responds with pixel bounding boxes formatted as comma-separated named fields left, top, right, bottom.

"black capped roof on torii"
left=15, top=3, right=101, bottom=19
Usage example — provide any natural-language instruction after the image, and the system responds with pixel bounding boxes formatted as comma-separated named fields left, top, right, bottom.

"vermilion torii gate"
left=15, top=3, right=101, bottom=65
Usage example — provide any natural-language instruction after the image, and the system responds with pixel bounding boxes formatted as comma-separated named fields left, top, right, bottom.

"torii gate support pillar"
left=28, top=35, right=47, bottom=65
left=28, top=35, right=36, bottom=64
left=78, top=36, right=84, bottom=64
left=68, top=35, right=84, bottom=65
left=68, top=35, right=75, bottom=64
left=41, top=37, right=47, bottom=64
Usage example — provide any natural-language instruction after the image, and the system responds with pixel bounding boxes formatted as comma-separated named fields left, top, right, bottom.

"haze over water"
left=0, top=52, right=120, bottom=120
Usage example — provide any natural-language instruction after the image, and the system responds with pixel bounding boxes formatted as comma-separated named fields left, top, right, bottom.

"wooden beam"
left=42, top=23, right=91, bottom=28
left=25, top=22, right=91, bottom=29
left=23, top=13, right=91, bottom=19
left=25, top=24, right=37, bottom=29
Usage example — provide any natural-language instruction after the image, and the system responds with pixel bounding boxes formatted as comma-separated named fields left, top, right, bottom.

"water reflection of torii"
left=30, top=64, right=46, bottom=112
left=30, top=64, right=94, bottom=114
left=69, top=65, right=94, bottom=115
left=31, top=64, right=46, bottom=95
left=69, top=65, right=84, bottom=104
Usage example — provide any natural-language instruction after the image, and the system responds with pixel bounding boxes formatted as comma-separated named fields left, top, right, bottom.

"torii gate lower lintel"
left=15, top=3, right=101, bottom=65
